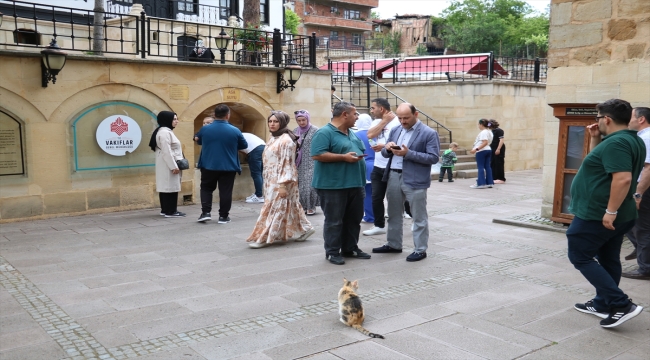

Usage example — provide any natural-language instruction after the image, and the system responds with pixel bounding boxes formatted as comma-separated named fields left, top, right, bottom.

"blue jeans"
left=363, top=183, right=374, bottom=223
left=475, top=150, right=493, bottom=186
left=248, top=145, right=264, bottom=197
left=567, top=216, right=635, bottom=311
left=317, top=188, right=365, bottom=257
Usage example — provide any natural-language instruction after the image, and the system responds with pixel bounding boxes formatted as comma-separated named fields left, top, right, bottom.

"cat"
left=338, top=278, right=385, bottom=339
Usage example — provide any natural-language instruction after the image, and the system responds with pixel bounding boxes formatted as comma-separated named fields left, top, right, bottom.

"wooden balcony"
left=302, top=15, right=372, bottom=32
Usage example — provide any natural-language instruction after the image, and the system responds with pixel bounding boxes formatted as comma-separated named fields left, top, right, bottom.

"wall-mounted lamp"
left=41, top=38, right=67, bottom=87
left=277, top=59, right=302, bottom=93
left=214, top=27, right=230, bottom=64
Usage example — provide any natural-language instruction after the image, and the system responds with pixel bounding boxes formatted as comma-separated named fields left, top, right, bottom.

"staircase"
left=332, top=77, right=478, bottom=180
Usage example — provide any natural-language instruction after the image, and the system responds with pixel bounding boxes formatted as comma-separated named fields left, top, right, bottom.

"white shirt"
left=390, top=122, right=418, bottom=170
left=371, top=116, right=400, bottom=169
left=637, top=127, right=650, bottom=182
left=473, top=129, right=493, bottom=152
left=241, top=133, right=266, bottom=154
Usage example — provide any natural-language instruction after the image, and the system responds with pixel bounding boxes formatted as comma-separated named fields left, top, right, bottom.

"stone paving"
left=1, top=169, right=648, bottom=360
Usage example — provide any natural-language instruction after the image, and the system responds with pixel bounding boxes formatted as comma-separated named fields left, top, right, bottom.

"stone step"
left=456, top=168, right=478, bottom=179
left=439, top=148, right=470, bottom=156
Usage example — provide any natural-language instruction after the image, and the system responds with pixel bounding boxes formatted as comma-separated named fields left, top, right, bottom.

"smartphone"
left=391, top=146, right=402, bottom=150
left=357, top=154, right=368, bottom=157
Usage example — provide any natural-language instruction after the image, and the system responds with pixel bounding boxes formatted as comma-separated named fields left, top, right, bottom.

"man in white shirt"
left=240, top=133, right=266, bottom=203
left=623, top=107, right=650, bottom=280
left=363, top=98, right=401, bottom=236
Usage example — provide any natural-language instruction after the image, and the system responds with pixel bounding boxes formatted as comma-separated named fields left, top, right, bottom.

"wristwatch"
left=633, top=193, right=642, bottom=200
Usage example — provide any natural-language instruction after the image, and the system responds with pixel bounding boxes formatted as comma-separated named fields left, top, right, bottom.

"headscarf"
left=193, top=39, right=205, bottom=56
left=294, top=109, right=312, bottom=166
left=269, top=111, right=298, bottom=143
left=355, top=114, right=372, bottom=131
left=149, top=111, right=176, bottom=151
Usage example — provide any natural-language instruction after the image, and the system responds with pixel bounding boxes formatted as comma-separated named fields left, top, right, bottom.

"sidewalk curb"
left=492, top=218, right=567, bottom=233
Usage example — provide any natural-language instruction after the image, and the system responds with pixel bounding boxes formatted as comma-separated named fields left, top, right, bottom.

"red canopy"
left=320, top=59, right=397, bottom=77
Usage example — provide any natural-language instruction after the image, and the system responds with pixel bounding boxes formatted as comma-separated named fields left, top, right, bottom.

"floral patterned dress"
left=246, top=134, right=313, bottom=245
left=294, top=125, right=320, bottom=211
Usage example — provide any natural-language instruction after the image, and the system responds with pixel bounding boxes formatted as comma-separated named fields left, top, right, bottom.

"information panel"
left=0, top=111, right=25, bottom=176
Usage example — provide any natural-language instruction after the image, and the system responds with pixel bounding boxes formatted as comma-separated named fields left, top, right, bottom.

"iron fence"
left=105, top=0, right=236, bottom=26
left=0, top=0, right=316, bottom=68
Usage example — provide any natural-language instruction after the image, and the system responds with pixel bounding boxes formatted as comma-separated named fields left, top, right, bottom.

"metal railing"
left=0, top=0, right=317, bottom=68
left=105, top=0, right=236, bottom=26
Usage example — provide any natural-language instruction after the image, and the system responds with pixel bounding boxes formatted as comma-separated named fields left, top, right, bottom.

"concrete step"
left=456, top=168, right=478, bottom=179
left=439, top=148, right=470, bottom=156
left=451, top=162, right=477, bottom=171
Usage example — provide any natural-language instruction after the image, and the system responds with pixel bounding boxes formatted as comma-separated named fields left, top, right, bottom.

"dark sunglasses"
left=294, top=110, right=308, bottom=115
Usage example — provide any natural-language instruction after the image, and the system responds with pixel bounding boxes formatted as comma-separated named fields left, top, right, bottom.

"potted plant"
left=234, top=24, right=270, bottom=65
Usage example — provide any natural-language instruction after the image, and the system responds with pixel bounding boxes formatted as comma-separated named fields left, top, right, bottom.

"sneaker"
left=218, top=216, right=231, bottom=224
left=487, top=184, right=494, bottom=188
left=292, top=228, right=315, bottom=242
left=197, top=212, right=211, bottom=222
left=160, top=212, right=165, bottom=216
left=327, top=254, right=345, bottom=265
left=470, top=184, right=487, bottom=189
left=600, top=301, right=643, bottom=328
left=403, top=212, right=412, bottom=219
left=246, top=193, right=256, bottom=200
left=438, top=179, right=443, bottom=182
left=574, top=300, right=609, bottom=319
left=165, top=212, right=186, bottom=218
left=246, top=195, right=264, bottom=203
left=341, top=249, right=371, bottom=259
left=406, top=252, right=427, bottom=262
left=363, top=226, right=386, bottom=236
left=249, top=242, right=271, bottom=249
left=372, top=245, right=402, bottom=253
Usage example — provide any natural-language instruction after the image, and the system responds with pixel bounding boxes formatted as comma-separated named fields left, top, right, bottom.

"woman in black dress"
left=488, top=119, right=506, bottom=183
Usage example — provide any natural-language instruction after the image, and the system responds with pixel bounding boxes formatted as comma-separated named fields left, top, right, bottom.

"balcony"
left=302, top=15, right=372, bottom=32
left=323, top=0, right=379, bottom=7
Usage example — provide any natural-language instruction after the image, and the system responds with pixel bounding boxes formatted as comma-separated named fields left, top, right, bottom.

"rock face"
left=627, top=43, right=647, bottom=59
left=573, top=47, right=611, bottom=65
left=608, top=19, right=637, bottom=41
left=549, top=23, right=603, bottom=49
left=574, top=0, right=612, bottom=21
left=618, top=0, right=650, bottom=17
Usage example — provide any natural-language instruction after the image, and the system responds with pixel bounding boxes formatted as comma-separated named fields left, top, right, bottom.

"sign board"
left=0, top=112, right=24, bottom=176
left=565, top=108, right=598, bottom=116
left=224, top=88, right=241, bottom=102
left=170, top=85, right=190, bottom=100
left=95, top=115, right=142, bottom=156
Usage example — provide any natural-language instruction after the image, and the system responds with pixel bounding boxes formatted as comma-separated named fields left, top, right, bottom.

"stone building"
left=542, top=0, right=650, bottom=221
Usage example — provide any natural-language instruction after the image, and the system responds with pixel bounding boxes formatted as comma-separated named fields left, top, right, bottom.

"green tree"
left=285, top=8, right=300, bottom=35
left=378, top=31, right=401, bottom=57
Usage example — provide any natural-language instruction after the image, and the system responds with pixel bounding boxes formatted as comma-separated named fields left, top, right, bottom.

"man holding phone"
left=311, top=102, right=371, bottom=265
left=373, top=103, right=440, bottom=262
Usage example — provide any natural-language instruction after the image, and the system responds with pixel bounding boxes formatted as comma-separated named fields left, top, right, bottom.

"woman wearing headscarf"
left=149, top=111, right=185, bottom=217
left=353, top=114, right=376, bottom=223
left=188, top=39, right=215, bottom=63
left=487, top=119, right=506, bottom=183
left=293, top=109, right=320, bottom=215
left=247, top=111, right=315, bottom=248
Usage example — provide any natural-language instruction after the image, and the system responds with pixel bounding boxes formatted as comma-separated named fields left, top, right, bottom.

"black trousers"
left=439, top=167, right=453, bottom=181
left=370, top=166, right=388, bottom=228
left=491, top=149, right=506, bottom=181
left=317, top=187, right=365, bottom=257
left=159, top=192, right=178, bottom=215
left=200, top=169, right=236, bottom=217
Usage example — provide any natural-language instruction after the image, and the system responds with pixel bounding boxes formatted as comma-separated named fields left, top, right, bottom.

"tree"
left=379, top=31, right=401, bottom=57
left=92, top=0, right=104, bottom=55
left=285, top=8, right=300, bottom=35
left=243, top=0, right=260, bottom=28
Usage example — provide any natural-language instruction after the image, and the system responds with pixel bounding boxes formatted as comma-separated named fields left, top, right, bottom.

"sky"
left=374, top=0, right=550, bottom=18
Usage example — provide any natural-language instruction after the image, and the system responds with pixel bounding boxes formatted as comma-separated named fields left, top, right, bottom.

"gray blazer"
left=381, top=121, right=440, bottom=189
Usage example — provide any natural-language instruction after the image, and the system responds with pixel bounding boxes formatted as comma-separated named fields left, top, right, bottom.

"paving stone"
left=377, top=329, right=484, bottom=359
left=549, top=328, right=644, bottom=360
left=262, top=331, right=357, bottom=360
left=329, top=340, right=415, bottom=360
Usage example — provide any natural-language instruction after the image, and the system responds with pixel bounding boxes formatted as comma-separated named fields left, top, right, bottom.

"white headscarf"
left=355, top=114, right=372, bottom=131
left=194, top=39, right=205, bottom=55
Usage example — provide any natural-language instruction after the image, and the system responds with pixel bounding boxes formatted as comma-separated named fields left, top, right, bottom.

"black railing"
left=105, top=0, right=238, bottom=26
left=0, top=0, right=140, bottom=55
left=0, top=0, right=317, bottom=69
left=327, top=53, right=547, bottom=84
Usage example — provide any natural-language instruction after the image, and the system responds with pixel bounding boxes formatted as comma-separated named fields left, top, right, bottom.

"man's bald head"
left=396, top=103, right=419, bottom=129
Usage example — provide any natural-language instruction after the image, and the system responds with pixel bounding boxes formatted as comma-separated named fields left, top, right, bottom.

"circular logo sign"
left=95, top=115, right=142, bottom=156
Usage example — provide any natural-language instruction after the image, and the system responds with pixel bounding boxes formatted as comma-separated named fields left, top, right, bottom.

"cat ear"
left=343, top=278, right=347, bottom=284
left=351, top=280, right=358, bottom=288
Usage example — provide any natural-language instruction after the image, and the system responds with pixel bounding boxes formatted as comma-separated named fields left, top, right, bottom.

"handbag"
left=176, top=158, right=189, bottom=170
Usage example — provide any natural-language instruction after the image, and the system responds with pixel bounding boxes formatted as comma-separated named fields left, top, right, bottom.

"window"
left=260, top=0, right=269, bottom=24
left=177, top=0, right=198, bottom=14
left=330, top=31, right=339, bottom=40
left=113, top=0, right=133, bottom=5
left=330, top=6, right=338, bottom=13
left=352, top=33, right=361, bottom=45
left=13, top=29, right=40, bottom=45
left=219, top=0, right=238, bottom=20
left=344, top=10, right=360, bottom=19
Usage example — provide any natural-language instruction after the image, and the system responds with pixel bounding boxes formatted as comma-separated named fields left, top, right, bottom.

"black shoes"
left=341, top=249, right=371, bottom=259
left=218, top=216, right=231, bottom=224
left=574, top=300, right=608, bottom=319
left=197, top=212, right=211, bottom=222
left=624, top=249, right=637, bottom=261
left=406, top=252, right=427, bottom=262
left=600, top=301, right=644, bottom=328
left=327, top=254, right=345, bottom=265
left=164, top=212, right=186, bottom=218
left=372, top=245, right=403, bottom=253
left=621, top=270, right=650, bottom=280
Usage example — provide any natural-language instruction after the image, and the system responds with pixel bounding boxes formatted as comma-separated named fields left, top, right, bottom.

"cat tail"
left=352, top=324, right=385, bottom=339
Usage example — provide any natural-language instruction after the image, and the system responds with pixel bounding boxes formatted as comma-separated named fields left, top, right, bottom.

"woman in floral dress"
left=293, top=109, right=320, bottom=215
left=247, top=111, right=315, bottom=248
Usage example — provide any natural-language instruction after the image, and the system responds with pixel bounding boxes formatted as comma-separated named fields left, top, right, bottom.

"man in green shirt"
left=311, top=101, right=370, bottom=265
left=568, top=99, right=646, bottom=328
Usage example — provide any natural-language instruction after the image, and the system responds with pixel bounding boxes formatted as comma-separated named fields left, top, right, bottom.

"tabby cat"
left=338, top=278, right=385, bottom=339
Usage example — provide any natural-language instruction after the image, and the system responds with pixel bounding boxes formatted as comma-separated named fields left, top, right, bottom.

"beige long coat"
left=155, top=127, right=183, bottom=193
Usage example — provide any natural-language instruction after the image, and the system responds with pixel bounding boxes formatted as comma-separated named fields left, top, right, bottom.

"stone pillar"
left=129, top=3, right=144, bottom=16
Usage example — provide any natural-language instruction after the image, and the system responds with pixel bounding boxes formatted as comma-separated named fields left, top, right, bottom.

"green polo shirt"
left=310, top=123, right=366, bottom=189
left=569, top=129, right=646, bottom=224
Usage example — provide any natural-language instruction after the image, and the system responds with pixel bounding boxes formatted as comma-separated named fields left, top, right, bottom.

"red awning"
left=376, top=55, right=508, bottom=79
left=320, top=59, right=397, bottom=78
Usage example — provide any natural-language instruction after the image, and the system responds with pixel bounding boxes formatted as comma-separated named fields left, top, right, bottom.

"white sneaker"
left=249, top=242, right=271, bottom=249
left=245, top=193, right=257, bottom=200
left=363, top=226, right=386, bottom=236
left=246, top=195, right=264, bottom=203
left=403, top=212, right=412, bottom=219
left=470, top=184, right=487, bottom=189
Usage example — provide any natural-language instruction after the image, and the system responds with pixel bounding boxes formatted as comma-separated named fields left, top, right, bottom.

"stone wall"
left=542, top=0, right=650, bottom=217
left=384, top=81, right=547, bottom=172
left=0, top=51, right=332, bottom=222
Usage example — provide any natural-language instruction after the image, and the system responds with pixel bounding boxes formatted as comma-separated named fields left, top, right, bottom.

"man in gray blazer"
left=372, top=103, right=440, bottom=261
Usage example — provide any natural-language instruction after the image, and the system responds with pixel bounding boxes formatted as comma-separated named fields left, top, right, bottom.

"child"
left=439, top=142, right=458, bottom=182
left=194, top=117, right=214, bottom=168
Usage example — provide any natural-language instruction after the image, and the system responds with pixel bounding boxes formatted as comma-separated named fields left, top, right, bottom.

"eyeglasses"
left=595, top=115, right=607, bottom=121
left=294, top=110, right=308, bottom=115
left=270, top=110, right=282, bottom=115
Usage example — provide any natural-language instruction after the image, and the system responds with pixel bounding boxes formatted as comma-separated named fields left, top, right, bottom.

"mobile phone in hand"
left=357, top=154, right=368, bottom=157
left=391, top=146, right=401, bottom=150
